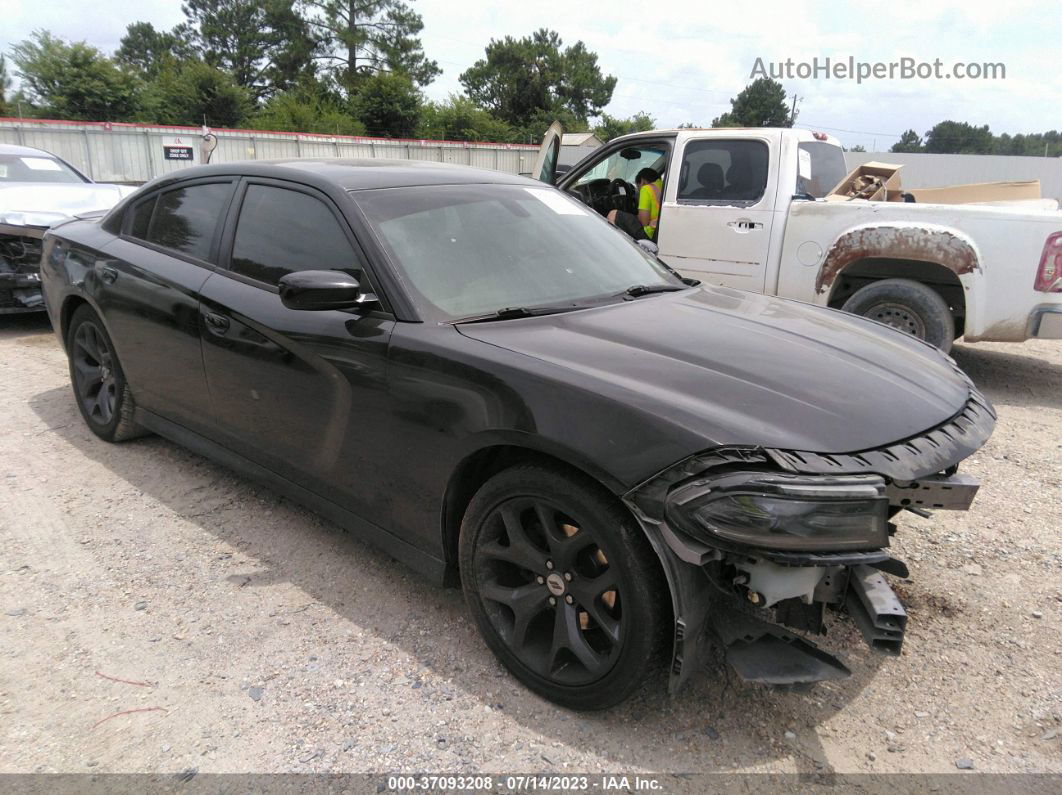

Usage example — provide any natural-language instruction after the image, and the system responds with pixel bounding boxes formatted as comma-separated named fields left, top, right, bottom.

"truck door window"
left=677, top=140, right=769, bottom=205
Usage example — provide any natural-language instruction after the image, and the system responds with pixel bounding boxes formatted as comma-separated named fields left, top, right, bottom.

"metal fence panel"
left=0, top=119, right=539, bottom=183
left=846, top=151, right=1062, bottom=200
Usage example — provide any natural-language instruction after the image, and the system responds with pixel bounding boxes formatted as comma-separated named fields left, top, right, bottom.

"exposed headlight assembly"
left=665, top=471, right=889, bottom=552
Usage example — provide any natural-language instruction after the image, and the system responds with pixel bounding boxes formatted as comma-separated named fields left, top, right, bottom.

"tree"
left=593, top=111, right=654, bottom=143
left=712, top=78, right=792, bottom=128
left=116, top=22, right=198, bottom=78
left=0, top=56, right=10, bottom=116
left=10, top=31, right=140, bottom=121
left=846, top=144, right=867, bottom=152
left=416, top=95, right=515, bottom=142
left=924, top=120, right=993, bottom=154
left=301, top=0, right=440, bottom=92
left=139, top=60, right=252, bottom=127
left=254, top=79, right=365, bottom=134
left=352, top=71, right=420, bottom=137
left=891, top=128, right=923, bottom=153
left=182, top=0, right=318, bottom=101
left=460, top=29, right=616, bottom=131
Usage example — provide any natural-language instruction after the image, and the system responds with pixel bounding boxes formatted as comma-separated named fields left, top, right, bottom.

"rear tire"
left=66, top=305, right=147, bottom=442
left=459, top=463, right=669, bottom=710
left=841, top=278, right=955, bottom=352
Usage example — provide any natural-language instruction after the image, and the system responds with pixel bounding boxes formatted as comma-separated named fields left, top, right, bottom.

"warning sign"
left=162, top=136, right=195, bottom=161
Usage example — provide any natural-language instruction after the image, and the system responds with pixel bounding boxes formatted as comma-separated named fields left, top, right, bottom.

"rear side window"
left=145, top=182, right=231, bottom=261
left=229, top=185, right=358, bottom=286
left=127, top=196, right=156, bottom=240
left=677, top=139, right=769, bottom=205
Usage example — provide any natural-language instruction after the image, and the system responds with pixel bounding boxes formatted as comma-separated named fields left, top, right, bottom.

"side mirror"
left=278, top=269, right=377, bottom=311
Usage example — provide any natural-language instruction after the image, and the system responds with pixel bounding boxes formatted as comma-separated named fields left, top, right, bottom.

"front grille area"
left=768, top=388, right=996, bottom=483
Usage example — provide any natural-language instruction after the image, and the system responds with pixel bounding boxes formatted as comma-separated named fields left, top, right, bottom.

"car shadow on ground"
left=952, top=342, right=1062, bottom=411
left=0, top=312, right=52, bottom=341
left=29, top=382, right=892, bottom=773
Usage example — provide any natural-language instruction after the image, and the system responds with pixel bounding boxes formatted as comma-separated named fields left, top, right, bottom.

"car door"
left=531, top=121, right=564, bottom=184
left=656, top=135, right=778, bottom=292
left=198, top=178, right=395, bottom=527
left=97, top=178, right=235, bottom=434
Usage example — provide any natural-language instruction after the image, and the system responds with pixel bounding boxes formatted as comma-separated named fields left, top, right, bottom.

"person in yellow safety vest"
left=606, top=168, right=662, bottom=242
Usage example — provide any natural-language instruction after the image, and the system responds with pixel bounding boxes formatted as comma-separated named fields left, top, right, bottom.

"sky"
left=3, top=0, right=1060, bottom=151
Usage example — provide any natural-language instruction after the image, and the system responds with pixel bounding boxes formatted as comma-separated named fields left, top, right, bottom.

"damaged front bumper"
left=0, top=224, right=47, bottom=313
left=624, top=388, right=995, bottom=691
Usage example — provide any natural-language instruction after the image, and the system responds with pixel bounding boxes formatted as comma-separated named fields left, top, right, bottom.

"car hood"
left=457, top=286, right=971, bottom=454
left=0, top=182, right=133, bottom=230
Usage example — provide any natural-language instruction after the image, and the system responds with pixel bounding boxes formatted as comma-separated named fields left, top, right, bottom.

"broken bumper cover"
left=624, top=389, right=995, bottom=691
left=0, top=224, right=46, bottom=313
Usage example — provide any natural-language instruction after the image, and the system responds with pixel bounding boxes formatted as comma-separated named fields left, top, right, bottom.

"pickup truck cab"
left=534, top=124, right=1062, bottom=351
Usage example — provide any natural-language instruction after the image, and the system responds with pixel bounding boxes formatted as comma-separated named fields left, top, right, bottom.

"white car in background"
left=0, top=144, right=135, bottom=314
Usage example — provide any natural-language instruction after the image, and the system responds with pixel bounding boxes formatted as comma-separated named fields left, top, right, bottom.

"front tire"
left=67, top=305, right=146, bottom=442
left=841, top=278, right=956, bottom=352
left=459, top=464, right=669, bottom=710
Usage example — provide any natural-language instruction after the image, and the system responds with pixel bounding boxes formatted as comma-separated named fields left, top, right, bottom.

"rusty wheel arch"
left=816, top=224, right=981, bottom=296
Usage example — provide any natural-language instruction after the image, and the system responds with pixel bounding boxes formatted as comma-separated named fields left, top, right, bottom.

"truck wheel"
left=841, top=278, right=955, bottom=352
left=459, top=464, right=669, bottom=710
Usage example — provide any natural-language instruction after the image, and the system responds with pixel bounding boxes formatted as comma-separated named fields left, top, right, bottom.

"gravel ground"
left=0, top=313, right=1059, bottom=776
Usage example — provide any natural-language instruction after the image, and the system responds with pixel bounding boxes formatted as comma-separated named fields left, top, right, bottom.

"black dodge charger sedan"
left=40, top=159, right=995, bottom=709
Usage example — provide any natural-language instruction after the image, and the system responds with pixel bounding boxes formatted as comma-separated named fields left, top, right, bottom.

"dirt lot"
left=0, top=312, right=1059, bottom=776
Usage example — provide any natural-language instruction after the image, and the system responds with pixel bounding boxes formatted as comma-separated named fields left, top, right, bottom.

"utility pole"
left=789, top=94, right=800, bottom=126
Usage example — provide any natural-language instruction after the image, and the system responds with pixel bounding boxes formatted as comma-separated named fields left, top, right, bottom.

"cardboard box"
left=826, top=161, right=904, bottom=202
left=903, top=180, right=1042, bottom=205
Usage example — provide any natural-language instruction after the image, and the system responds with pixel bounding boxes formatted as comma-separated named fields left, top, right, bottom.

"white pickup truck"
left=533, top=124, right=1062, bottom=351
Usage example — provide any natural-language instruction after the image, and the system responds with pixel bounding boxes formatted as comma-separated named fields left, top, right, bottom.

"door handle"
left=204, top=312, right=230, bottom=334
left=99, top=265, right=118, bottom=284
left=727, top=220, right=763, bottom=231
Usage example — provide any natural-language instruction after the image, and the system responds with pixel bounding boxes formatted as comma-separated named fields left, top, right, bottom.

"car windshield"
left=353, top=183, right=682, bottom=321
left=0, top=154, right=87, bottom=184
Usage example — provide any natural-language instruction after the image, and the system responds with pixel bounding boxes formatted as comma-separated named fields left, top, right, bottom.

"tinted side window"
left=127, top=195, right=156, bottom=240
left=677, top=140, right=769, bottom=204
left=146, top=182, right=230, bottom=261
left=230, top=185, right=357, bottom=286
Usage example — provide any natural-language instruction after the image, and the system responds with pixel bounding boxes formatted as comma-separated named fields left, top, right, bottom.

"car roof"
left=143, top=158, right=537, bottom=192
left=0, top=143, right=65, bottom=158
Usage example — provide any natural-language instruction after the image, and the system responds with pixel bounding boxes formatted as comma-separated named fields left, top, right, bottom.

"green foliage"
left=924, top=120, right=994, bottom=154
left=416, top=95, right=516, bottom=142
left=303, top=0, right=440, bottom=92
left=182, top=0, right=318, bottom=101
left=890, top=129, right=923, bottom=153
left=351, top=71, right=420, bottom=137
left=993, top=130, right=1061, bottom=157
left=712, top=78, right=792, bottom=128
left=593, top=111, right=654, bottom=143
left=460, top=29, right=616, bottom=130
left=117, top=22, right=197, bottom=78
left=10, top=30, right=140, bottom=121
left=0, top=55, right=9, bottom=116
left=254, top=80, right=365, bottom=135
left=847, top=144, right=866, bottom=152
left=139, top=59, right=252, bottom=127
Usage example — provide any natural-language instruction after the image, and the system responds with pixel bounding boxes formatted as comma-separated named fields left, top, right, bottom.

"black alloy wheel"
left=475, top=496, right=622, bottom=685
left=72, top=320, right=118, bottom=426
left=460, top=464, right=668, bottom=710
left=66, top=305, right=146, bottom=442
